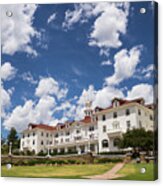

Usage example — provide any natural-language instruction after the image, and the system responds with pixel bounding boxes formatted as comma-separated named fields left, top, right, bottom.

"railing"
left=107, top=128, right=122, bottom=136
left=52, top=136, right=98, bottom=146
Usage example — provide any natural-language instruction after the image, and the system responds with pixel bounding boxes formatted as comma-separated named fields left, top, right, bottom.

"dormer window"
left=29, top=126, right=32, bottom=130
left=113, top=100, right=119, bottom=108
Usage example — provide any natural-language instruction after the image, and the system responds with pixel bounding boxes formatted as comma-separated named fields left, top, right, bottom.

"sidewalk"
left=84, top=162, right=125, bottom=180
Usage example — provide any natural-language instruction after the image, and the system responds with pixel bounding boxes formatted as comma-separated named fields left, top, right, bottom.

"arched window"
left=113, top=138, right=120, bottom=147
left=102, top=139, right=109, bottom=148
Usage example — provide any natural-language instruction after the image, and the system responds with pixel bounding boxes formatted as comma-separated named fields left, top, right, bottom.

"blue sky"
left=1, top=1, right=157, bottom=136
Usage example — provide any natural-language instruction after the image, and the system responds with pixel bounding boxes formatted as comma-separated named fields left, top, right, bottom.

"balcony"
left=107, top=128, right=122, bottom=138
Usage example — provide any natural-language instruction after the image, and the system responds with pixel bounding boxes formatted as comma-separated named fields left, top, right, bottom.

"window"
left=33, top=140, right=35, bottom=145
left=139, top=121, right=142, bottom=128
left=33, top=132, right=35, bottom=136
left=76, top=130, right=80, bottom=134
left=126, top=109, right=130, bottom=116
left=61, top=138, right=63, bottom=143
left=102, top=115, right=106, bottom=121
left=103, top=125, right=107, bottom=132
left=41, top=132, right=44, bottom=136
left=113, top=100, right=119, bottom=107
left=65, top=138, right=69, bottom=142
left=89, top=126, right=94, bottom=131
left=22, top=134, right=25, bottom=138
left=66, top=132, right=70, bottom=136
left=112, top=121, right=120, bottom=129
left=113, top=138, right=120, bottom=147
left=113, top=112, right=117, bottom=118
left=150, top=115, right=153, bottom=121
left=46, top=133, right=49, bottom=137
left=138, top=109, right=141, bottom=115
left=27, top=133, right=30, bottom=137
left=55, top=133, right=59, bottom=138
left=102, top=139, right=109, bottom=148
left=126, top=120, right=131, bottom=130
left=75, top=136, right=82, bottom=141
left=41, top=141, right=44, bottom=145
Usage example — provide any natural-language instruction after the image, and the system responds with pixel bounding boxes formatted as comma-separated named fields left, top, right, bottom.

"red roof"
left=80, top=116, right=92, bottom=123
left=95, top=98, right=145, bottom=112
left=28, top=123, right=56, bottom=131
left=27, top=98, right=151, bottom=131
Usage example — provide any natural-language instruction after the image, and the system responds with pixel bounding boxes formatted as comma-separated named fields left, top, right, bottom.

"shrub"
left=95, top=158, right=123, bottom=164
left=98, top=151, right=126, bottom=155
left=37, top=150, right=47, bottom=156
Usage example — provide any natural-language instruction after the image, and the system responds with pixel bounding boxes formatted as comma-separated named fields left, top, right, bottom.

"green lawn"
left=1, top=163, right=157, bottom=180
left=1, top=164, right=114, bottom=179
left=115, top=162, right=157, bottom=181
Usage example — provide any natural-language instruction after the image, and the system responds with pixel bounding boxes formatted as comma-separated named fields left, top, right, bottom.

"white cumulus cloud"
left=127, top=83, right=154, bottom=104
left=63, top=2, right=129, bottom=55
left=105, top=46, right=142, bottom=85
left=1, top=4, right=39, bottom=56
left=1, top=62, right=17, bottom=81
left=35, top=77, right=68, bottom=100
left=3, top=95, right=56, bottom=132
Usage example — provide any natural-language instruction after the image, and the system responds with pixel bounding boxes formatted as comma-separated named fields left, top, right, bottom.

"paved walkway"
left=84, top=162, right=125, bottom=180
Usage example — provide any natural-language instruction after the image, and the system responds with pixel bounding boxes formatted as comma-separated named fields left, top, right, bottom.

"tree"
left=7, top=127, right=19, bottom=149
left=118, top=128, right=154, bottom=152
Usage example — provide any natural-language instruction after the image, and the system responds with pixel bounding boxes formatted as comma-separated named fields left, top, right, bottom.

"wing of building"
left=20, top=98, right=155, bottom=154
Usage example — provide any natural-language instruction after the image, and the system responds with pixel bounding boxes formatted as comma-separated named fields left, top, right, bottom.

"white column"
left=76, top=146, right=81, bottom=155
left=9, top=142, right=12, bottom=156
left=95, top=144, right=98, bottom=154
left=57, top=148, right=60, bottom=153
left=88, top=140, right=91, bottom=152
left=65, top=147, right=68, bottom=153
left=84, top=145, right=88, bottom=153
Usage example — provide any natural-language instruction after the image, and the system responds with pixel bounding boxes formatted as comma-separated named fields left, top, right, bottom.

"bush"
left=26, top=150, right=35, bottom=156
left=95, top=158, right=123, bottom=164
left=12, top=149, right=21, bottom=155
left=67, top=159, right=76, bottom=164
left=37, top=150, right=47, bottom=156
left=98, top=151, right=126, bottom=155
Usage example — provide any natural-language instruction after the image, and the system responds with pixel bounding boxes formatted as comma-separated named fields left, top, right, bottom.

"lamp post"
left=9, top=142, right=12, bottom=156
left=46, top=141, right=51, bottom=158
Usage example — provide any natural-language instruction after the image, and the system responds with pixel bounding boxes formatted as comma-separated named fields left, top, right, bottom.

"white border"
left=1, top=0, right=162, bottom=186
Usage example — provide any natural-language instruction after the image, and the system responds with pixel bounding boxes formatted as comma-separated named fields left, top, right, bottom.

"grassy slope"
left=114, top=163, right=157, bottom=181
left=1, top=164, right=114, bottom=179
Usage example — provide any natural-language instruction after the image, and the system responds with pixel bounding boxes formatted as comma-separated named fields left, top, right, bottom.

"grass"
left=1, top=164, right=114, bottom=179
left=1, top=162, right=157, bottom=180
left=114, top=162, right=157, bottom=181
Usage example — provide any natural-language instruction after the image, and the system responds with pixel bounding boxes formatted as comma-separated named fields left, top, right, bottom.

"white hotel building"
left=20, top=98, right=154, bottom=154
